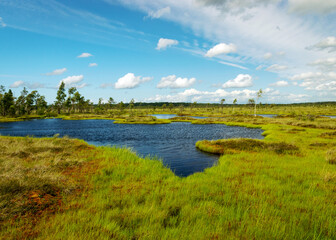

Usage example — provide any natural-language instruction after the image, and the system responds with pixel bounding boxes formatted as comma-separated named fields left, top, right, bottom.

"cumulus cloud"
left=0, top=17, right=6, bottom=27
left=270, top=80, right=289, bottom=87
left=309, top=57, right=336, bottom=70
left=288, top=0, right=336, bottom=14
left=114, top=73, right=152, bottom=89
left=10, top=80, right=25, bottom=88
left=265, top=64, right=288, bottom=72
left=307, top=37, right=336, bottom=52
left=205, top=43, right=236, bottom=57
left=89, top=63, right=98, bottom=67
left=45, top=68, right=67, bottom=76
left=145, top=87, right=280, bottom=103
left=77, top=52, right=93, bottom=58
left=60, top=75, right=86, bottom=88
left=156, top=38, right=179, bottom=50
left=146, top=6, right=170, bottom=19
left=222, top=74, right=253, bottom=88
left=157, top=75, right=196, bottom=89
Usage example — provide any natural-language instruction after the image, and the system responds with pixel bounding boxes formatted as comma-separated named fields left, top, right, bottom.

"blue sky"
left=0, top=0, right=336, bottom=104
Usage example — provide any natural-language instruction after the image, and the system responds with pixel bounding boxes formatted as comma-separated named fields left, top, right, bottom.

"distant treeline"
left=0, top=83, right=335, bottom=117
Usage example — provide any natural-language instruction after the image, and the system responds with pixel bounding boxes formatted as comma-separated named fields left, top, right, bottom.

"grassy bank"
left=1, top=116, right=336, bottom=239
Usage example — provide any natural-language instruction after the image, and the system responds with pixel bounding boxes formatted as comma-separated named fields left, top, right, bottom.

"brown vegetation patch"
left=0, top=136, right=100, bottom=238
left=320, top=131, right=336, bottom=138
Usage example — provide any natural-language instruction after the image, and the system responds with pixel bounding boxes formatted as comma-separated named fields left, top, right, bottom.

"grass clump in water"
left=196, top=138, right=299, bottom=155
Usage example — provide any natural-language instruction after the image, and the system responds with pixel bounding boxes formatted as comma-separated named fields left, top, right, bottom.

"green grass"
left=1, top=116, right=336, bottom=239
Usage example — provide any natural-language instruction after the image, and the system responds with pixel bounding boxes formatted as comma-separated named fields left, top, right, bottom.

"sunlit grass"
left=1, top=115, right=336, bottom=239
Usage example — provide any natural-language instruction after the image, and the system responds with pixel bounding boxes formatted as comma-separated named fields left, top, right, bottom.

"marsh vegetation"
left=0, top=112, right=336, bottom=239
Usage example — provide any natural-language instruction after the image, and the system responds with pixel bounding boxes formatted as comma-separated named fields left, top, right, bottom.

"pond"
left=0, top=119, right=264, bottom=177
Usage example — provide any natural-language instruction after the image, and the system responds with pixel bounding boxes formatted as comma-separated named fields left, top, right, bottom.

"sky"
left=0, top=0, right=336, bottom=104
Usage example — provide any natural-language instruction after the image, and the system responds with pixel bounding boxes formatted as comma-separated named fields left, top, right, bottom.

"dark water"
left=0, top=119, right=264, bottom=177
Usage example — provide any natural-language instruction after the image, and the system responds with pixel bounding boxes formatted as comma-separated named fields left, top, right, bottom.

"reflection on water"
left=151, top=114, right=207, bottom=119
left=0, top=119, right=263, bottom=177
left=257, top=114, right=277, bottom=118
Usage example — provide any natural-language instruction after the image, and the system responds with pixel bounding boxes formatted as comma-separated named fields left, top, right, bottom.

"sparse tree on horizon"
left=255, top=89, right=263, bottom=117
left=55, top=82, right=66, bottom=114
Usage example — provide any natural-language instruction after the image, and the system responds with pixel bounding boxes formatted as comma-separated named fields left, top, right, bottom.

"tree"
left=73, top=91, right=85, bottom=113
left=129, top=98, right=135, bottom=111
left=232, top=98, right=237, bottom=113
left=162, top=104, right=167, bottom=111
left=2, top=89, right=15, bottom=116
left=108, top=97, right=115, bottom=110
left=248, top=98, right=255, bottom=106
left=67, top=87, right=77, bottom=113
left=220, top=99, right=225, bottom=113
left=254, top=89, right=263, bottom=117
left=55, top=82, right=66, bottom=114
left=0, top=85, right=6, bottom=115
left=168, top=103, right=174, bottom=112
left=25, top=90, right=37, bottom=115
left=36, top=95, right=48, bottom=115
left=191, top=101, right=197, bottom=110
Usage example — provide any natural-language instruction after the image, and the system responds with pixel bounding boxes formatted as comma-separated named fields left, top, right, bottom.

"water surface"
left=151, top=114, right=207, bottom=119
left=0, top=119, right=263, bottom=176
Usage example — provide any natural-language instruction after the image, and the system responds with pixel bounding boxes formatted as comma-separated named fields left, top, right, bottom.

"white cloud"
left=156, top=38, right=179, bottom=50
left=205, top=43, right=236, bottom=57
left=116, top=0, right=327, bottom=77
left=45, top=68, right=67, bottom=76
left=60, top=75, right=86, bottom=88
left=256, top=65, right=263, bottom=70
left=222, top=74, right=253, bottom=88
left=263, top=52, right=273, bottom=59
left=308, top=37, right=336, bottom=52
left=10, top=80, right=25, bottom=88
left=77, top=52, right=93, bottom=58
left=309, top=57, right=336, bottom=70
left=144, top=87, right=280, bottom=103
left=114, top=73, right=152, bottom=89
left=10, top=81, right=44, bottom=89
left=290, top=72, right=327, bottom=81
left=157, top=75, right=196, bottom=89
left=0, top=17, right=6, bottom=27
left=146, top=6, right=170, bottom=19
left=288, top=0, right=336, bottom=14
left=290, top=71, right=336, bottom=91
left=89, top=63, right=98, bottom=67
left=265, top=64, right=288, bottom=72
left=270, top=80, right=289, bottom=87
left=218, top=61, right=248, bottom=70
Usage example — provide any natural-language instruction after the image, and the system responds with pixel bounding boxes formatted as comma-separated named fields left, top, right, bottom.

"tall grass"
left=1, top=116, right=336, bottom=239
